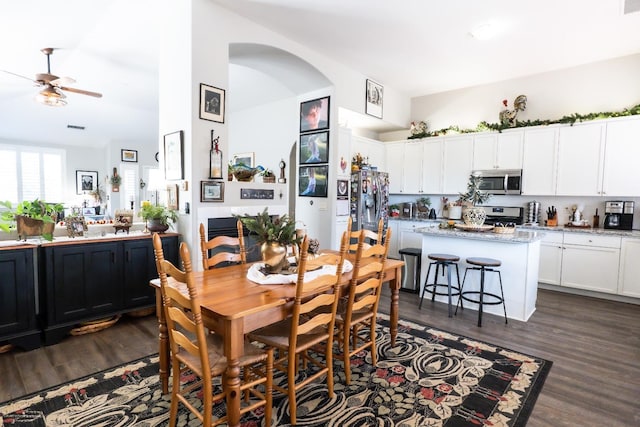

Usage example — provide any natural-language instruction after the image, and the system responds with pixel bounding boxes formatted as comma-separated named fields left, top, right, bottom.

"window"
left=119, top=163, right=139, bottom=210
left=0, top=144, right=65, bottom=203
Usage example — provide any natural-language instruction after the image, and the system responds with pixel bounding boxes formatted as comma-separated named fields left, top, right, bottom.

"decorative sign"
left=240, top=189, right=274, bottom=200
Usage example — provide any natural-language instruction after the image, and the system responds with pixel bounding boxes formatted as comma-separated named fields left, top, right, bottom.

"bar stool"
left=398, top=247, right=421, bottom=293
left=419, top=253, right=462, bottom=317
left=455, top=257, right=507, bottom=327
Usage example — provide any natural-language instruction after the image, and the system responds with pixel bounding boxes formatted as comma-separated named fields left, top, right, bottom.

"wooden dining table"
left=149, top=254, right=403, bottom=427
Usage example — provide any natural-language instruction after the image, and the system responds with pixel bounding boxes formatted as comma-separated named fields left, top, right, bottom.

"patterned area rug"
left=0, top=315, right=551, bottom=426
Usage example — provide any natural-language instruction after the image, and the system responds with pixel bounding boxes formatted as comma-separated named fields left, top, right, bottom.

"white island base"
left=418, top=228, right=543, bottom=322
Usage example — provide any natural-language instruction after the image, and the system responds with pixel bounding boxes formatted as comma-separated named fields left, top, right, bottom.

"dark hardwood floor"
left=1, top=289, right=639, bottom=426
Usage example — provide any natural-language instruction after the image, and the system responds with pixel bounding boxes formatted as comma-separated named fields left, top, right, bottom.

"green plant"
left=417, top=197, right=431, bottom=207
left=110, top=174, right=122, bottom=186
left=459, top=173, right=491, bottom=206
left=90, top=182, right=105, bottom=204
left=235, top=208, right=301, bottom=245
left=139, top=203, right=178, bottom=227
left=0, top=199, right=64, bottom=240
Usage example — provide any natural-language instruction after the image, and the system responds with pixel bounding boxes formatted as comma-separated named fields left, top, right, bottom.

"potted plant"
left=458, top=173, right=491, bottom=226
left=261, top=168, right=276, bottom=183
left=0, top=199, right=64, bottom=241
left=416, top=197, right=431, bottom=217
left=139, top=202, right=178, bottom=233
left=235, top=208, right=301, bottom=273
left=390, top=204, right=401, bottom=217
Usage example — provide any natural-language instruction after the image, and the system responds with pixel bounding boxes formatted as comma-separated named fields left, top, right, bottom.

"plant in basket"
left=0, top=199, right=64, bottom=241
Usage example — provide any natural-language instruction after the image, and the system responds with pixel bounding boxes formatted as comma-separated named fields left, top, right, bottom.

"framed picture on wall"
left=299, top=131, right=329, bottom=164
left=232, top=152, right=255, bottom=168
left=365, top=79, right=383, bottom=119
left=201, top=181, right=224, bottom=202
left=300, top=96, right=330, bottom=133
left=166, top=184, right=179, bottom=210
left=76, top=170, right=98, bottom=194
left=121, top=149, right=138, bottom=163
left=163, top=130, right=184, bottom=180
left=199, top=83, right=225, bottom=123
left=299, top=165, right=328, bottom=198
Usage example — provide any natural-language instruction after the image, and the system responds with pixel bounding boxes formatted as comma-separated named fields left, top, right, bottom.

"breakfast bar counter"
left=416, top=226, right=545, bottom=322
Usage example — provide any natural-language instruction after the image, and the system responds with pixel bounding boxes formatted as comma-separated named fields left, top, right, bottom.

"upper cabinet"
left=442, top=135, right=474, bottom=194
left=473, top=131, right=523, bottom=170
left=422, top=137, right=444, bottom=194
left=403, top=140, right=425, bottom=194
left=556, top=122, right=606, bottom=196
left=601, top=118, right=640, bottom=197
left=521, top=127, right=558, bottom=196
left=351, top=134, right=386, bottom=171
left=385, top=141, right=405, bottom=194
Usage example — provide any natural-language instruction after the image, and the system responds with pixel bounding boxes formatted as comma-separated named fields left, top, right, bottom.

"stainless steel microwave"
left=473, top=169, right=522, bottom=195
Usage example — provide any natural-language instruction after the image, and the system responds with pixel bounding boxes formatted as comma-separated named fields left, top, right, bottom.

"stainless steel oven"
left=473, top=169, right=522, bottom=195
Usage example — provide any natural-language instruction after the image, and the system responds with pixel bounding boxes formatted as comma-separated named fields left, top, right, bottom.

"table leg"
left=388, top=265, right=401, bottom=347
left=155, top=289, right=170, bottom=394
left=224, top=319, right=242, bottom=427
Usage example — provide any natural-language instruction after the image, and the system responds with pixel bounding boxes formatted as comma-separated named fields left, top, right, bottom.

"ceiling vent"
left=67, top=124, right=85, bottom=130
left=624, top=0, right=640, bottom=14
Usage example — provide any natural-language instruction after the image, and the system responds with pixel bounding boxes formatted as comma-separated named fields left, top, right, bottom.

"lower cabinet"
left=538, top=231, right=563, bottom=285
left=0, top=247, right=40, bottom=350
left=40, top=234, right=179, bottom=345
left=619, top=238, right=640, bottom=298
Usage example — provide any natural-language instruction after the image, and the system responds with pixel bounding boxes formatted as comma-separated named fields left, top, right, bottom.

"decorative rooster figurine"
left=499, top=95, right=527, bottom=127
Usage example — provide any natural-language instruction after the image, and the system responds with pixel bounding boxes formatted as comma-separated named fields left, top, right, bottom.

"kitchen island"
left=416, top=225, right=545, bottom=322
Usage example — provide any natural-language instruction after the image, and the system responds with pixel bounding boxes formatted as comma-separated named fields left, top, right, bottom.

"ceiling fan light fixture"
left=36, top=85, right=67, bottom=107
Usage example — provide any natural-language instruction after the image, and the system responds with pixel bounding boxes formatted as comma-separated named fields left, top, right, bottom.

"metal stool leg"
left=497, top=270, right=508, bottom=324
left=445, top=262, right=453, bottom=317
left=478, top=266, right=485, bottom=327
left=455, top=267, right=470, bottom=315
left=454, top=263, right=463, bottom=310
left=419, top=262, right=434, bottom=309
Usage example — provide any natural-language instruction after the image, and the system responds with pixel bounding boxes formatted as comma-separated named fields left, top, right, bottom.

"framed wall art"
left=163, top=130, right=184, bottom=180
left=201, top=180, right=224, bottom=202
left=167, top=184, right=179, bottom=210
left=76, top=170, right=98, bottom=194
left=232, top=152, right=255, bottom=168
left=299, top=165, right=328, bottom=198
left=199, top=83, right=225, bottom=123
left=300, top=96, right=330, bottom=133
left=121, top=149, right=138, bottom=163
left=299, top=131, right=329, bottom=164
left=66, top=217, right=87, bottom=238
left=365, top=79, right=383, bottom=119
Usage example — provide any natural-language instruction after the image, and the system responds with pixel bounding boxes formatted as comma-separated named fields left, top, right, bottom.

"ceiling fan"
left=1, top=47, right=102, bottom=107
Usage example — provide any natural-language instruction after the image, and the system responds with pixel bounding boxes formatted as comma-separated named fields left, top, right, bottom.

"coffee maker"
left=604, top=201, right=634, bottom=230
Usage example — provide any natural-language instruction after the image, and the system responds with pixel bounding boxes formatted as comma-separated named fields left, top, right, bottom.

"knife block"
left=546, top=217, right=558, bottom=227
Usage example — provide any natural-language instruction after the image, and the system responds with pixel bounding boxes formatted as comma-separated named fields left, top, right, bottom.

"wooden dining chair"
left=199, top=221, right=246, bottom=269
left=152, top=234, right=273, bottom=427
left=248, top=233, right=348, bottom=425
left=346, top=216, right=384, bottom=253
left=335, top=226, right=391, bottom=384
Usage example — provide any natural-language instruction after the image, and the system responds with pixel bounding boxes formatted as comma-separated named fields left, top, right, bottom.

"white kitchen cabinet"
left=385, top=141, right=405, bottom=194
left=351, top=135, right=386, bottom=171
left=398, top=221, right=425, bottom=252
left=403, top=141, right=425, bottom=194
left=560, top=233, right=620, bottom=294
left=538, top=230, right=563, bottom=285
left=521, top=127, right=559, bottom=196
left=602, top=117, right=640, bottom=197
left=442, top=135, right=474, bottom=194
left=618, top=238, right=640, bottom=298
left=473, top=131, right=523, bottom=170
left=556, top=122, right=605, bottom=196
left=422, top=137, right=444, bottom=194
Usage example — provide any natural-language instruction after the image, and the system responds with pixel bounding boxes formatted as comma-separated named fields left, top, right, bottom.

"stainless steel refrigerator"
left=350, top=170, right=389, bottom=234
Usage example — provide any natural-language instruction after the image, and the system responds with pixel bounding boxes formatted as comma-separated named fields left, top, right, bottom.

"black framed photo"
left=166, top=184, right=179, bottom=210
left=76, top=170, right=98, bottom=194
left=299, top=131, right=329, bottom=164
left=299, top=165, right=328, bottom=198
left=164, top=130, right=184, bottom=180
left=201, top=180, right=224, bottom=202
left=365, top=79, right=383, bottom=119
left=300, top=96, right=330, bottom=133
left=199, top=83, right=225, bottom=123
left=337, top=179, right=349, bottom=200
left=121, top=149, right=138, bottom=163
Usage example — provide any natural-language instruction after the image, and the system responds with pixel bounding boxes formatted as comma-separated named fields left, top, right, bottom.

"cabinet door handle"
left=112, top=252, right=116, bottom=263
left=126, top=250, right=130, bottom=262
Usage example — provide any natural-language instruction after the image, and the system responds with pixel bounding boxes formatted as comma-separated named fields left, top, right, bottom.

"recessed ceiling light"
left=469, top=23, right=499, bottom=40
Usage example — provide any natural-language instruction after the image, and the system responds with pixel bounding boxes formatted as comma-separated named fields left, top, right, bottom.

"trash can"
left=398, top=247, right=421, bottom=293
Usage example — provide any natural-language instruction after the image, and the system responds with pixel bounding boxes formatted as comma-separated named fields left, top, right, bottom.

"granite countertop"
left=415, top=224, right=545, bottom=243
left=519, top=224, right=640, bottom=238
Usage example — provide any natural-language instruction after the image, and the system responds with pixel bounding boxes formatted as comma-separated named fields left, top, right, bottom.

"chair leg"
left=369, top=318, right=377, bottom=366
left=288, top=352, right=297, bottom=424
left=265, top=348, right=274, bottom=427
left=343, top=325, right=351, bottom=385
left=169, top=363, right=181, bottom=427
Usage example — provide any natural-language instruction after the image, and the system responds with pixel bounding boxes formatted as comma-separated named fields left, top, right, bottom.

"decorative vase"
left=463, top=206, right=487, bottom=227
left=147, top=219, right=169, bottom=233
left=448, top=206, right=462, bottom=220
left=261, top=242, right=288, bottom=273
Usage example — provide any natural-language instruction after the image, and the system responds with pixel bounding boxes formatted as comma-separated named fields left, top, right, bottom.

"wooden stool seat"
left=419, top=253, right=462, bottom=317
left=467, top=257, right=501, bottom=267
left=428, top=253, right=460, bottom=262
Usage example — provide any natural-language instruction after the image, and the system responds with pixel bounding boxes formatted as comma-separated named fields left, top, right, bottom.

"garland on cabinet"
left=408, top=102, right=640, bottom=139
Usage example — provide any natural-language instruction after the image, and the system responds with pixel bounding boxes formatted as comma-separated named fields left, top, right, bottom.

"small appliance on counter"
left=527, top=201, right=541, bottom=225
left=604, top=201, right=634, bottom=230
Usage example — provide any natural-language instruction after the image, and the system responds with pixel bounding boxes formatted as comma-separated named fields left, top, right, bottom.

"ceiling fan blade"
left=1, top=69, right=41, bottom=85
left=59, top=86, right=103, bottom=98
left=50, top=76, right=76, bottom=86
